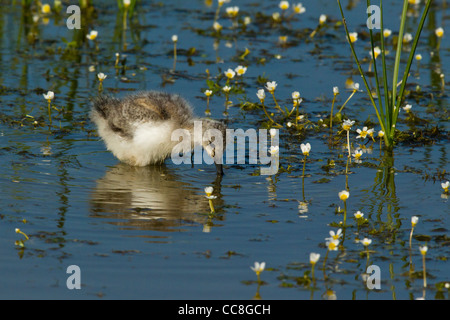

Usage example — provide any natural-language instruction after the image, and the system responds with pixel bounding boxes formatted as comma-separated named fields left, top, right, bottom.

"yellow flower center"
left=42, top=4, right=51, bottom=14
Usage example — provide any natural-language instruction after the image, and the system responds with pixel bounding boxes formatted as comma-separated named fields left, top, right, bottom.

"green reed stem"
left=337, top=1, right=386, bottom=144
left=390, top=0, right=408, bottom=131
left=390, top=0, right=432, bottom=141
left=367, top=0, right=385, bottom=126
left=379, top=0, right=391, bottom=133
left=337, top=0, right=431, bottom=150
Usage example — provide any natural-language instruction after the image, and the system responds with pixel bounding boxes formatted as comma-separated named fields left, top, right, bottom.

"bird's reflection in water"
left=90, top=163, right=223, bottom=234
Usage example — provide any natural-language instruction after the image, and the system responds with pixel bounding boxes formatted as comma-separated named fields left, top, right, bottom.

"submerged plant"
left=337, top=0, right=432, bottom=150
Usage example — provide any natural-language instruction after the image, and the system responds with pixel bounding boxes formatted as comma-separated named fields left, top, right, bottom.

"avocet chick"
left=91, top=91, right=226, bottom=175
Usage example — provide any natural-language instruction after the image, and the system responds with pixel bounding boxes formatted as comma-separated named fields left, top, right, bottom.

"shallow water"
left=0, top=0, right=449, bottom=300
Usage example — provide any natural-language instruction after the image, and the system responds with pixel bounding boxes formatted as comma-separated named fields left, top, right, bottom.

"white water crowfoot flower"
left=342, top=119, right=354, bottom=158
left=300, top=143, right=311, bottom=157
left=435, top=27, right=444, bottom=49
left=279, top=1, right=289, bottom=10
left=361, top=238, right=372, bottom=260
left=338, top=190, right=349, bottom=201
left=256, top=89, right=265, bottom=103
left=265, top=81, right=277, bottom=93
left=97, top=73, right=107, bottom=81
left=15, top=228, right=29, bottom=240
left=419, top=245, right=428, bottom=256
left=310, top=253, right=320, bottom=266
left=441, top=181, right=449, bottom=194
left=309, top=252, right=320, bottom=284
left=435, top=27, right=444, bottom=38
left=361, top=238, right=372, bottom=247
left=213, top=21, right=223, bottom=32
left=327, top=229, right=342, bottom=241
left=97, top=73, right=107, bottom=92
left=323, top=238, right=339, bottom=280
left=224, top=68, right=236, bottom=80
left=409, top=216, right=419, bottom=252
left=205, top=186, right=217, bottom=213
left=235, top=65, right=247, bottom=76
left=349, top=32, right=358, bottom=43
left=250, top=261, right=265, bottom=283
left=354, top=211, right=364, bottom=219
left=403, top=33, right=413, bottom=44
left=309, top=14, right=326, bottom=38
left=354, top=211, right=365, bottom=226
left=250, top=261, right=265, bottom=275
left=222, top=86, right=231, bottom=93
left=43, top=91, right=54, bottom=101
left=204, top=186, right=217, bottom=199
left=86, top=30, right=98, bottom=41
left=342, top=119, right=355, bottom=131
left=43, top=91, right=54, bottom=125
left=333, top=86, right=339, bottom=95
left=403, top=104, right=412, bottom=112
left=269, top=146, right=279, bottom=155
left=356, top=127, right=369, bottom=139
left=352, top=149, right=363, bottom=163
left=269, top=128, right=277, bottom=138
left=300, top=143, right=310, bottom=178
left=226, top=6, right=239, bottom=18
left=326, top=239, right=339, bottom=251
left=291, top=91, right=302, bottom=108
left=293, top=3, right=306, bottom=14
left=41, top=3, right=51, bottom=14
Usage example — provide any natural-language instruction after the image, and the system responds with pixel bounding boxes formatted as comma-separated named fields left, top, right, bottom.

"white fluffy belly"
left=100, top=120, right=177, bottom=166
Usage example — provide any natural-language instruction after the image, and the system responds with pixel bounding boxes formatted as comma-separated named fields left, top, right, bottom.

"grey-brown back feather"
left=91, top=91, right=196, bottom=139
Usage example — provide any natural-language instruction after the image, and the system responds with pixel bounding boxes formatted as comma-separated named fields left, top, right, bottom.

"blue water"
left=0, top=0, right=448, bottom=300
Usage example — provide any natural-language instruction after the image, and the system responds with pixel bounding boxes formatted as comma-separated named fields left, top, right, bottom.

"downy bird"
left=91, top=91, right=226, bottom=175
